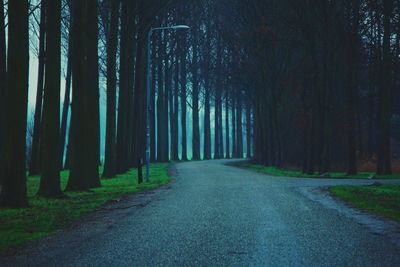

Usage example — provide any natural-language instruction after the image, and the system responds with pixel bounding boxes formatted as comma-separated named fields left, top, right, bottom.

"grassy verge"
left=330, top=184, right=400, bottom=222
left=240, top=162, right=400, bottom=179
left=0, top=163, right=170, bottom=253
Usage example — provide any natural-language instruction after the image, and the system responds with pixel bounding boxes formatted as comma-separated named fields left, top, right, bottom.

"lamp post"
left=146, top=25, right=190, bottom=182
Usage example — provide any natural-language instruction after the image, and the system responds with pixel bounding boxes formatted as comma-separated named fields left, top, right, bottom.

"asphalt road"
left=2, top=159, right=400, bottom=266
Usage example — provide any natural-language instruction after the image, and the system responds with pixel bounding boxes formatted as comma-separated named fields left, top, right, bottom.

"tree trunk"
left=29, top=1, right=46, bottom=176
left=191, top=30, right=200, bottom=160
left=180, top=34, right=188, bottom=161
left=232, top=92, right=237, bottom=158
left=116, top=0, right=135, bottom=173
left=59, top=22, right=72, bottom=170
left=163, top=56, right=170, bottom=161
left=214, top=41, right=222, bottom=159
left=172, top=56, right=180, bottom=161
left=225, top=94, right=230, bottom=159
left=203, top=88, right=211, bottom=160
left=0, top=0, right=29, bottom=207
left=132, top=26, right=148, bottom=169
left=236, top=94, right=243, bottom=158
left=66, top=0, right=100, bottom=191
left=377, top=0, right=393, bottom=175
left=156, top=31, right=167, bottom=162
left=0, top=0, right=7, bottom=186
left=150, top=33, right=157, bottom=162
left=102, top=0, right=120, bottom=178
left=38, top=0, right=63, bottom=197
left=246, top=102, right=252, bottom=158
left=85, top=0, right=101, bottom=188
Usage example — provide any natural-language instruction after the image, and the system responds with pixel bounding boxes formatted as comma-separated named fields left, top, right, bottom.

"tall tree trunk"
left=225, top=94, right=230, bottom=158
left=191, top=30, right=200, bottom=160
left=85, top=0, right=101, bottom=187
left=116, top=0, right=135, bottom=173
left=214, top=94, right=220, bottom=159
left=132, top=26, right=148, bottom=168
left=180, top=34, right=188, bottom=161
left=150, top=33, right=157, bottom=162
left=236, top=94, right=243, bottom=158
left=163, top=57, right=170, bottom=161
left=246, top=102, right=252, bottom=158
left=102, top=0, right=120, bottom=178
left=0, top=0, right=7, bottom=185
left=0, top=0, right=29, bottom=207
left=345, top=0, right=360, bottom=175
left=38, top=0, right=63, bottom=197
left=203, top=88, right=211, bottom=160
left=231, top=91, right=237, bottom=158
left=66, top=0, right=100, bottom=191
left=172, top=56, right=180, bottom=161
left=214, top=41, right=222, bottom=159
left=156, top=31, right=166, bottom=162
left=29, top=1, right=46, bottom=176
left=59, top=25, right=72, bottom=170
left=377, top=0, right=394, bottom=175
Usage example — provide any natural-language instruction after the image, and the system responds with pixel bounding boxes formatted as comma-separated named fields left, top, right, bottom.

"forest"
left=0, top=0, right=399, bottom=209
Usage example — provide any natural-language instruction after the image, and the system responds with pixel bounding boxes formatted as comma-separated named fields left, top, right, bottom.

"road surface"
left=2, top=159, right=400, bottom=266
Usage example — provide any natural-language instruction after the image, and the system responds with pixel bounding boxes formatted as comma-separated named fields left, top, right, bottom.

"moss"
left=0, top=163, right=170, bottom=253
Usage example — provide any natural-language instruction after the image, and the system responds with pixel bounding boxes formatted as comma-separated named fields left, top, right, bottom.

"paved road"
left=2, top=160, right=400, bottom=266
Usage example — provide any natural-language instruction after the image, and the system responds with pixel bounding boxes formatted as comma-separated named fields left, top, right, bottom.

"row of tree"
left=216, top=0, right=400, bottom=175
left=0, top=0, right=252, bottom=208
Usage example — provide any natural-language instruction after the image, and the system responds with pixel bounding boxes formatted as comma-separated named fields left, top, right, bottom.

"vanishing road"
left=2, top=160, right=400, bottom=266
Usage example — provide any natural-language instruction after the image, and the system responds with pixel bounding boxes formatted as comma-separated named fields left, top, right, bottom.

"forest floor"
left=1, top=159, right=400, bottom=266
left=0, top=163, right=170, bottom=254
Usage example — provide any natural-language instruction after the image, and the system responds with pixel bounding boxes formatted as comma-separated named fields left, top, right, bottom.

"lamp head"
left=171, top=25, right=190, bottom=30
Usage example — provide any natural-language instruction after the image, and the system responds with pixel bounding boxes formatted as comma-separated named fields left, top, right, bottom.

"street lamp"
left=146, top=25, right=190, bottom=182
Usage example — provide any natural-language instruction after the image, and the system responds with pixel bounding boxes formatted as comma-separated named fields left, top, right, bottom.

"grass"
left=239, top=163, right=400, bottom=179
left=0, top=163, right=171, bottom=253
left=330, top=184, right=400, bottom=222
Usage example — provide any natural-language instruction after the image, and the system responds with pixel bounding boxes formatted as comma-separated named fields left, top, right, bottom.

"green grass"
left=330, top=184, right=400, bottom=222
left=239, top=163, right=400, bottom=179
left=0, top=163, right=171, bottom=253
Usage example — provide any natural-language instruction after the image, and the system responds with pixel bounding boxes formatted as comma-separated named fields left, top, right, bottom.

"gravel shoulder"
left=1, top=159, right=400, bottom=267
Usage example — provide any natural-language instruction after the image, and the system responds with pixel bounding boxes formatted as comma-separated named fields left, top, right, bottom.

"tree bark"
left=180, top=33, right=188, bottom=161
left=29, top=1, right=47, bottom=176
left=116, top=0, right=135, bottom=173
left=246, top=102, right=252, bottom=158
left=191, top=30, right=201, bottom=160
left=156, top=31, right=167, bottom=162
left=172, top=55, right=180, bottom=161
left=231, top=91, right=237, bottom=158
left=0, top=0, right=7, bottom=185
left=102, top=0, right=120, bottom=178
left=0, top=0, right=29, bottom=207
left=59, top=22, right=72, bottom=170
left=236, top=93, right=243, bottom=158
left=85, top=0, right=101, bottom=188
left=66, top=0, right=100, bottom=191
left=377, top=0, right=393, bottom=175
left=150, top=33, right=157, bottom=162
left=203, top=88, right=211, bottom=160
left=38, top=0, right=63, bottom=197
left=225, top=94, right=230, bottom=159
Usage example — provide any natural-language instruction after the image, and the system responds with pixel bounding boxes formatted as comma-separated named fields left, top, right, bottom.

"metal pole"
left=145, top=29, right=152, bottom=183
